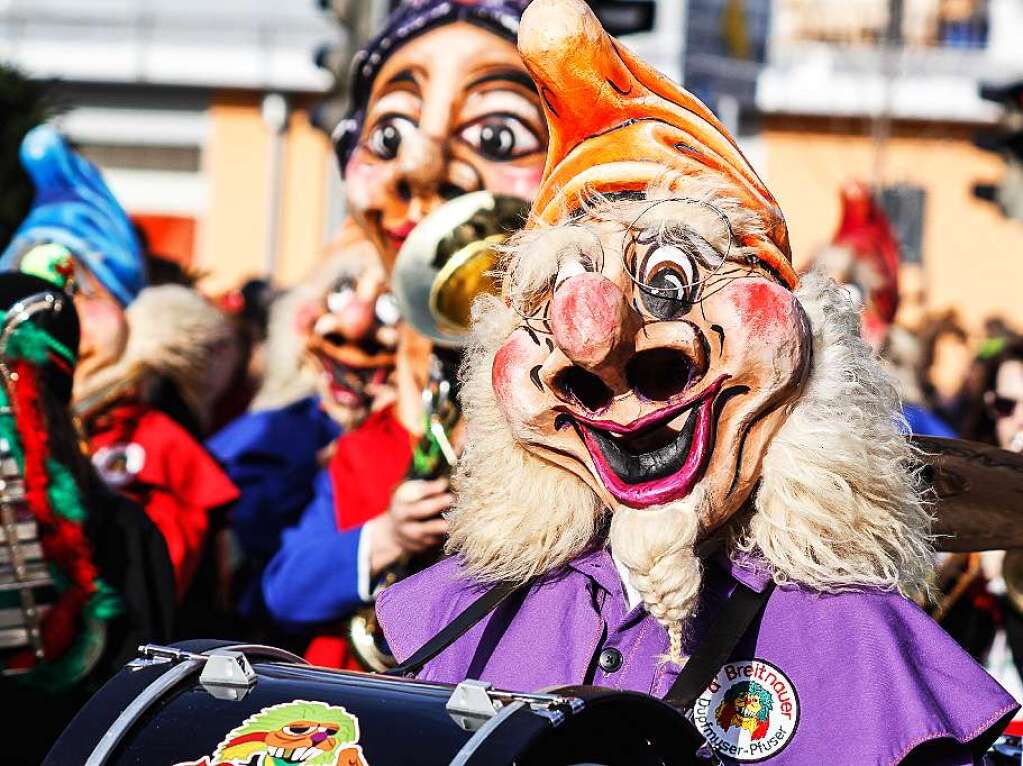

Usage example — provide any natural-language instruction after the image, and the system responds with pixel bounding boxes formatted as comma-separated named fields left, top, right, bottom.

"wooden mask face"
left=344, top=22, right=547, bottom=273
left=303, top=230, right=399, bottom=427
left=492, top=197, right=812, bottom=530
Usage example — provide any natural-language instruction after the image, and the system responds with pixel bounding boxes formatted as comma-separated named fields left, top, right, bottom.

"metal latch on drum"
left=445, top=679, right=583, bottom=732
left=130, top=644, right=257, bottom=701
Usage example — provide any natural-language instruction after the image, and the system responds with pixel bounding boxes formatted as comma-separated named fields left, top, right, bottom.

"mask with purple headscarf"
left=333, top=0, right=532, bottom=173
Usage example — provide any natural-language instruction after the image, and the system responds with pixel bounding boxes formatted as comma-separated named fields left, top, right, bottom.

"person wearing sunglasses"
left=957, top=338, right=1023, bottom=690
left=977, top=341, right=1023, bottom=453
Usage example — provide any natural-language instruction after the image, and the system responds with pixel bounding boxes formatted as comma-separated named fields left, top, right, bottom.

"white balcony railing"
left=774, top=0, right=990, bottom=50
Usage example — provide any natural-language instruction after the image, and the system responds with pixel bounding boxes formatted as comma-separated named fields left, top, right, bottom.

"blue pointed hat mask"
left=0, top=125, right=145, bottom=307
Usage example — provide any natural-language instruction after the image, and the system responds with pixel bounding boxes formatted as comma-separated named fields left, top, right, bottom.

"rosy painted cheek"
left=491, top=333, right=539, bottom=415
left=482, top=163, right=545, bottom=201
left=726, top=281, right=799, bottom=340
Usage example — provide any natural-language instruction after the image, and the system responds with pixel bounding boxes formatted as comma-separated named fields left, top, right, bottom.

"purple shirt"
left=377, top=549, right=1018, bottom=765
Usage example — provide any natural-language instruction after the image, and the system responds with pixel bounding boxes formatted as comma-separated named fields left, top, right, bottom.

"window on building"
left=879, top=183, right=926, bottom=264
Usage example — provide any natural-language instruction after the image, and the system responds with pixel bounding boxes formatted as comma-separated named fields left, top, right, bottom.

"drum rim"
left=84, top=642, right=309, bottom=766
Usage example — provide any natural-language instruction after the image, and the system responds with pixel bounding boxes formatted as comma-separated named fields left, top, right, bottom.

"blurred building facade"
left=0, top=0, right=382, bottom=291
left=751, top=0, right=1023, bottom=334
left=2, top=0, right=1021, bottom=329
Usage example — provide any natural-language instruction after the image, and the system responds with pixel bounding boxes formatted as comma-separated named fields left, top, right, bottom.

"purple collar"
left=565, top=546, right=775, bottom=601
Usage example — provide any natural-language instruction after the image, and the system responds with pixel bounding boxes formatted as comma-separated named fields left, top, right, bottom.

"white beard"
left=609, top=486, right=707, bottom=663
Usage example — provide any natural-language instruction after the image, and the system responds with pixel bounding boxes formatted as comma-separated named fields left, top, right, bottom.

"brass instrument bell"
left=391, top=192, right=529, bottom=348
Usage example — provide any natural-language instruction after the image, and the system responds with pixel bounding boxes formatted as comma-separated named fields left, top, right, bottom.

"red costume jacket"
left=88, top=402, right=239, bottom=598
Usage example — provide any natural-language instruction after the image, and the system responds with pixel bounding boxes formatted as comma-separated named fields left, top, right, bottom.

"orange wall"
left=277, top=108, right=333, bottom=286
left=199, top=93, right=271, bottom=292
left=198, top=93, right=333, bottom=293
left=761, top=119, right=1023, bottom=334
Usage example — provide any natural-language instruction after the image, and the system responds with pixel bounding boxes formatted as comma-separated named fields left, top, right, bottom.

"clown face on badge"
left=492, top=191, right=812, bottom=529
left=343, top=21, right=547, bottom=272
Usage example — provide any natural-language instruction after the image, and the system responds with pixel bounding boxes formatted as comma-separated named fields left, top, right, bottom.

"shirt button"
left=598, top=647, right=623, bottom=673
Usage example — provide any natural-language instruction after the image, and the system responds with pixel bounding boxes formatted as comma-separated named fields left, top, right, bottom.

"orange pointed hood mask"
left=518, top=0, right=796, bottom=287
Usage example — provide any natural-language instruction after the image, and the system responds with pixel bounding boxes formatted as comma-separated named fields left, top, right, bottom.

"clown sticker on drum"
left=174, top=700, right=368, bottom=766
left=693, top=659, right=799, bottom=762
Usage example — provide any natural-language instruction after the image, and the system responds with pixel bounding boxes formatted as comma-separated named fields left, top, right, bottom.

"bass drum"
left=46, top=641, right=709, bottom=766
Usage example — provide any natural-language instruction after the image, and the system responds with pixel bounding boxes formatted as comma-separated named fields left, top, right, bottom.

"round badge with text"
left=692, top=658, right=799, bottom=762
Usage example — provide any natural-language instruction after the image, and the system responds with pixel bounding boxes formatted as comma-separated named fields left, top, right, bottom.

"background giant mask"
left=814, top=181, right=900, bottom=351
left=337, top=3, right=547, bottom=273
left=301, top=222, right=399, bottom=427
left=491, top=0, right=811, bottom=531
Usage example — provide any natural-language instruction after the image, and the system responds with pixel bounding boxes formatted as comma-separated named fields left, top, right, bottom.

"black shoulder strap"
left=387, top=567, right=774, bottom=696
left=386, top=580, right=524, bottom=677
left=664, top=580, right=775, bottom=710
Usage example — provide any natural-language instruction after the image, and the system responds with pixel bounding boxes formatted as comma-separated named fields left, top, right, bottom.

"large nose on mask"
left=336, top=297, right=375, bottom=340
left=547, top=273, right=699, bottom=411
left=317, top=296, right=375, bottom=342
left=395, top=132, right=478, bottom=211
left=550, top=273, right=636, bottom=372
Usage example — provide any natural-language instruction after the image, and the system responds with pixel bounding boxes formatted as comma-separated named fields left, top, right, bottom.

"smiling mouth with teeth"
left=265, top=744, right=326, bottom=762
left=561, top=374, right=729, bottom=508
left=318, top=352, right=388, bottom=408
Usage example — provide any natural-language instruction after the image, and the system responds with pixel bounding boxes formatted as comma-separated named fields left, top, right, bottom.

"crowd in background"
left=0, top=0, right=1021, bottom=759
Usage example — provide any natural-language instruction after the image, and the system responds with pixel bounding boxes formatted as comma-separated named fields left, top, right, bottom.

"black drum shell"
left=46, top=641, right=705, bottom=766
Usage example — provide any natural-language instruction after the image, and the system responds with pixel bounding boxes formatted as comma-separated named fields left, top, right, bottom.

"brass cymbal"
left=915, top=436, right=1023, bottom=551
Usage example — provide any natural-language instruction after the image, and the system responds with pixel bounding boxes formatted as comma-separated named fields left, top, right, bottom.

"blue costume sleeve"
left=207, top=397, right=341, bottom=562
left=901, top=402, right=957, bottom=438
left=262, top=470, right=365, bottom=626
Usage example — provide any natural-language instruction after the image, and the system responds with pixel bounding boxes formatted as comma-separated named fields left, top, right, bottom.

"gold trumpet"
left=347, top=191, right=529, bottom=672
left=390, top=191, right=530, bottom=347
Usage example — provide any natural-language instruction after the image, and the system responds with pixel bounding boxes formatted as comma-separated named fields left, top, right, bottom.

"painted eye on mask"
left=326, top=277, right=357, bottom=314
left=637, top=245, right=698, bottom=320
left=367, top=115, right=416, bottom=160
left=459, top=116, right=540, bottom=161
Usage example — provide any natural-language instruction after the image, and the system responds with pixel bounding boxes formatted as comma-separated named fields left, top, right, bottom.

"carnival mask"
left=489, top=0, right=811, bottom=531
left=494, top=195, right=811, bottom=529
left=815, top=181, right=900, bottom=351
left=343, top=21, right=547, bottom=272
left=304, top=248, right=399, bottom=427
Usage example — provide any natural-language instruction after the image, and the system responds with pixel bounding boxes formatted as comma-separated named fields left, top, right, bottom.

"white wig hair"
left=78, top=284, right=236, bottom=427
left=737, top=269, right=933, bottom=596
left=446, top=293, right=606, bottom=583
left=447, top=179, right=933, bottom=603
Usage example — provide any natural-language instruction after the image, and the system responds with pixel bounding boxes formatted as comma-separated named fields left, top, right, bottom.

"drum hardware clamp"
left=445, top=678, right=584, bottom=732
left=130, top=643, right=308, bottom=700
left=131, top=644, right=262, bottom=701
left=88, top=644, right=308, bottom=766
